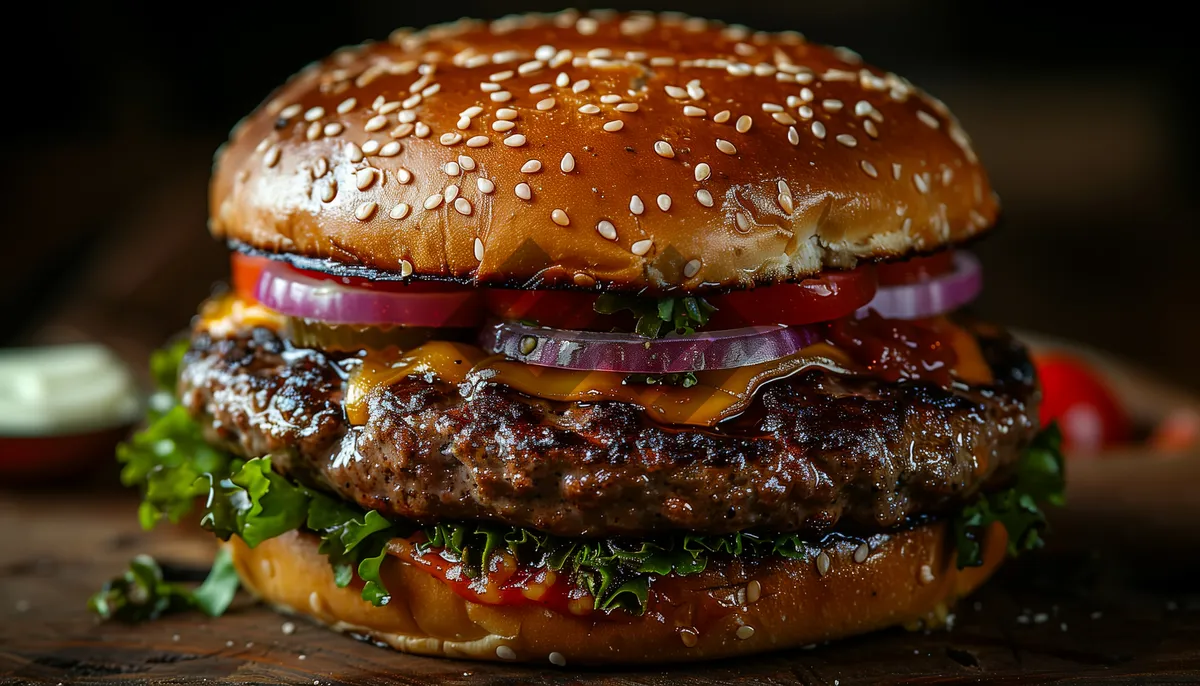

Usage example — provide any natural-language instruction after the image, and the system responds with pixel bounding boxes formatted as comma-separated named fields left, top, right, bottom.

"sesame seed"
left=515, top=182, right=532, bottom=200
left=550, top=49, right=572, bottom=68
left=551, top=209, right=570, bottom=226
left=458, top=155, right=476, bottom=171
left=654, top=141, right=675, bottom=158
left=735, top=212, right=750, bottom=231
left=736, top=626, right=755, bottom=640
left=490, top=91, right=512, bottom=103
left=504, top=134, right=527, bottom=147
left=495, top=108, right=518, bottom=121
left=772, top=112, right=797, bottom=125
left=864, top=120, right=879, bottom=138
left=735, top=115, right=753, bottom=133
left=657, top=194, right=672, bottom=211
left=629, top=195, right=645, bottom=214
left=687, top=83, right=705, bottom=100
left=529, top=83, right=552, bottom=94
left=461, top=106, right=484, bottom=119
left=398, top=109, right=417, bottom=123
left=440, top=132, right=463, bottom=146
left=555, top=72, right=570, bottom=87
left=892, top=163, right=902, bottom=180
left=444, top=185, right=460, bottom=202
left=778, top=193, right=794, bottom=214
left=355, top=168, right=377, bottom=190
left=615, top=102, right=639, bottom=113
left=811, top=121, right=827, bottom=139
left=476, top=178, right=495, bottom=194
left=822, top=99, right=844, bottom=112
left=537, top=97, right=556, bottom=111
left=680, top=630, right=699, bottom=648
left=535, top=44, right=556, bottom=61
left=305, top=121, right=322, bottom=141
left=456, top=117, right=471, bottom=130
left=854, top=100, right=873, bottom=117
left=600, top=94, right=623, bottom=104
left=576, top=17, right=598, bottom=35
left=454, top=197, right=472, bottom=215
left=708, top=110, right=728, bottom=124
left=323, top=122, right=344, bottom=137
left=389, top=203, right=411, bottom=219
left=942, top=167, right=954, bottom=186
left=347, top=142, right=364, bottom=163
left=572, top=80, right=591, bottom=94
left=650, top=56, right=675, bottom=67
left=914, top=173, right=930, bottom=193
left=747, top=580, right=762, bottom=603
left=665, top=85, right=688, bottom=99
left=560, top=152, right=576, bottom=173
left=354, top=201, right=377, bottom=221
left=521, top=159, right=543, bottom=174
left=466, top=135, right=490, bottom=148
left=578, top=104, right=601, bottom=115
left=362, top=140, right=381, bottom=155
left=281, top=621, right=296, bottom=635
left=800, top=88, right=814, bottom=103
left=421, top=83, right=441, bottom=98
left=695, top=189, right=714, bottom=207
left=693, top=163, right=711, bottom=182
left=396, top=168, right=412, bottom=184
left=263, top=145, right=280, bottom=168
left=596, top=220, right=617, bottom=240
left=399, top=260, right=413, bottom=277
left=836, top=134, right=858, bottom=148
left=378, top=141, right=401, bottom=157
left=715, top=139, right=737, bottom=155
left=549, top=652, right=567, bottom=667
left=683, top=259, right=700, bottom=277
left=778, top=180, right=792, bottom=197
left=304, top=106, right=325, bottom=122
left=481, top=82, right=501, bottom=93
left=518, top=60, right=544, bottom=76
left=683, top=106, right=707, bottom=117
left=816, top=551, right=832, bottom=576
left=853, top=542, right=869, bottom=563
left=602, top=120, right=624, bottom=132
left=631, top=239, right=653, bottom=256
left=861, top=160, right=879, bottom=178
left=489, top=70, right=514, bottom=82
left=444, top=161, right=462, bottom=177
left=279, top=104, right=302, bottom=119
left=761, top=103, right=783, bottom=114
left=415, top=122, right=431, bottom=138
left=423, top=194, right=443, bottom=210
left=787, top=126, right=800, bottom=145
left=319, top=181, right=337, bottom=202
left=402, top=94, right=422, bottom=110
left=917, top=110, right=940, bottom=128
left=491, top=120, right=515, bottom=132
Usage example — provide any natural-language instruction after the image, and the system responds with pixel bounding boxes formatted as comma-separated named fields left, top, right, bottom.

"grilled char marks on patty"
left=179, top=325, right=1038, bottom=538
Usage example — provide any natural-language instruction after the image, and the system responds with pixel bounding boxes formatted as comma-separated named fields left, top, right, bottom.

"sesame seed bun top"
left=211, top=10, right=998, bottom=292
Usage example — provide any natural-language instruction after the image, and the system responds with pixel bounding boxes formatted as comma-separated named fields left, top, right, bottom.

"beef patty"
left=179, top=325, right=1038, bottom=537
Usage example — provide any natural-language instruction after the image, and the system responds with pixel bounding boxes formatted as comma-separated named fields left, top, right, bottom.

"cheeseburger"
left=92, top=11, right=1064, bottom=665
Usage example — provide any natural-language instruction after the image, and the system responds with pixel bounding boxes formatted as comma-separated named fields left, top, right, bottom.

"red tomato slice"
left=704, top=266, right=878, bottom=329
left=485, top=290, right=616, bottom=330
left=876, top=252, right=956, bottom=286
left=231, top=253, right=271, bottom=301
left=1034, top=353, right=1132, bottom=453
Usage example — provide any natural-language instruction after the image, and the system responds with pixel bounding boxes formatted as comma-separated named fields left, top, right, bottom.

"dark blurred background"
left=1, top=1, right=1196, bottom=389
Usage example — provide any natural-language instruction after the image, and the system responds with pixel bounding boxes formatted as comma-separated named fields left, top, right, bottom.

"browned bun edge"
left=227, top=522, right=1007, bottom=665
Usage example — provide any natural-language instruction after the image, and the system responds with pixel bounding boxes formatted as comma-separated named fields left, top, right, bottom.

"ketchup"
left=824, top=311, right=961, bottom=388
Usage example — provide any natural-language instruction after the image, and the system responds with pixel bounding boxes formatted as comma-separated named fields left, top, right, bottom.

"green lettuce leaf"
left=593, top=294, right=716, bottom=338
left=952, top=424, right=1066, bottom=567
left=89, top=548, right=238, bottom=621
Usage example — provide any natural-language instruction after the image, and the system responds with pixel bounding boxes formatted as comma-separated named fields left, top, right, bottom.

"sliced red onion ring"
left=861, top=251, right=982, bottom=319
left=482, top=320, right=824, bottom=373
left=256, top=260, right=482, bottom=327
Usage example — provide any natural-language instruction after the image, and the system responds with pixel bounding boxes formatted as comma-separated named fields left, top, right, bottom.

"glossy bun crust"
left=211, top=11, right=997, bottom=292
left=227, top=522, right=1006, bottom=665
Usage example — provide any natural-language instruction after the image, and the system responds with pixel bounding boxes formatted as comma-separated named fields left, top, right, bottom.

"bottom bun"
left=227, top=522, right=1006, bottom=665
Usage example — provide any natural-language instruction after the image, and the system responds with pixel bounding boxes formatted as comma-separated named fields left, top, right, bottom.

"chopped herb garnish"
left=594, top=294, right=716, bottom=338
